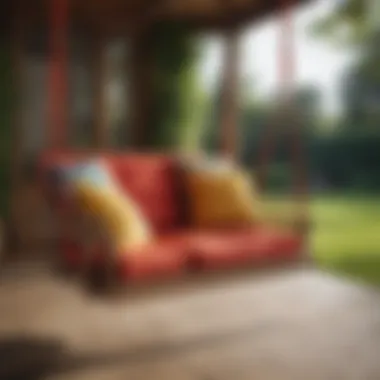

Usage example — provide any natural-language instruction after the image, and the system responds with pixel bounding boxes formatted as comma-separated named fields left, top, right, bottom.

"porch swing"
left=38, top=0, right=309, bottom=284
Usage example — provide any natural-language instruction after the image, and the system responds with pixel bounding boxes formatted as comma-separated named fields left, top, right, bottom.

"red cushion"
left=188, top=227, right=303, bottom=269
left=60, top=227, right=302, bottom=281
left=106, top=155, right=184, bottom=233
left=118, top=233, right=192, bottom=282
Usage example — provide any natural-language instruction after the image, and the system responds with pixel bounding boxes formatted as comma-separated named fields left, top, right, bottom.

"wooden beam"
left=10, top=0, right=312, bottom=38
left=92, top=34, right=109, bottom=148
left=219, top=29, right=240, bottom=160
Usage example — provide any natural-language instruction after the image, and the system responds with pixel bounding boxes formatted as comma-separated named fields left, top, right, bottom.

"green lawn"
left=264, top=194, right=380, bottom=285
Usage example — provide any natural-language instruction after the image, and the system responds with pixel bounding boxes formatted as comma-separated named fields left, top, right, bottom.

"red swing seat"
left=39, top=150, right=303, bottom=283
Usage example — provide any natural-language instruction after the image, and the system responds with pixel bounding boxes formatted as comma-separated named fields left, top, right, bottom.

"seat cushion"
left=188, top=227, right=303, bottom=269
left=118, top=233, right=193, bottom=281
left=60, top=227, right=302, bottom=281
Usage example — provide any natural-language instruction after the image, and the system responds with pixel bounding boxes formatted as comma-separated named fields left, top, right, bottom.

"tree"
left=313, top=0, right=380, bottom=135
left=150, top=22, right=204, bottom=151
left=312, top=0, right=374, bottom=47
left=340, top=29, right=380, bottom=134
left=293, top=85, right=322, bottom=132
left=202, top=75, right=261, bottom=156
left=311, top=2, right=380, bottom=190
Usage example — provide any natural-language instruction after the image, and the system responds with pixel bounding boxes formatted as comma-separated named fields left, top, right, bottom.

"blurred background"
left=0, top=1, right=380, bottom=379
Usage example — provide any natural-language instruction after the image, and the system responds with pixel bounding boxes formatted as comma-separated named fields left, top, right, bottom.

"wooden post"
left=129, top=29, right=153, bottom=148
left=220, top=29, right=240, bottom=160
left=92, top=34, right=109, bottom=148
left=7, top=0, right=26, bottom=254
left=48, top=0, right=69, bottom=149
left=10, top=1, right=25, bottom=191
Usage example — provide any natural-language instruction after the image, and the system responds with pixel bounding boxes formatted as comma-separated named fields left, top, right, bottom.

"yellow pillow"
left=185, top=166, right=258, bottom=228
left=74, top=182, right=152, bottom=254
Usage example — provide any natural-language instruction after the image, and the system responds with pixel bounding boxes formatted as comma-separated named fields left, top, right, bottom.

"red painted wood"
left=48, top=0, right=69, bottom=149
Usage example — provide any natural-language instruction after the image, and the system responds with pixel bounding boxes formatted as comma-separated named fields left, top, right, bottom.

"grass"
left=263, top=194, right=380, bottom=285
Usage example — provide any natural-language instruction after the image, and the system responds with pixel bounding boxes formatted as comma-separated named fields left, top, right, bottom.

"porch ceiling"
left=13, top=0, right=312, bottom=35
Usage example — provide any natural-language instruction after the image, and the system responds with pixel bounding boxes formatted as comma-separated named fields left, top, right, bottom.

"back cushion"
left=106, top=155, right=183, bottom=233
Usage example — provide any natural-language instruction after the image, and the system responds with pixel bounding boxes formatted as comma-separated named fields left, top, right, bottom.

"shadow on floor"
left=0, top=337, right=66, bottom=380
left=0, top=319, right=287, bottom=379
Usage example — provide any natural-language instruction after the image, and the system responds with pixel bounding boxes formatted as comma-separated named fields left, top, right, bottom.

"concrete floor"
left=1, top=261, right=380, bottom=380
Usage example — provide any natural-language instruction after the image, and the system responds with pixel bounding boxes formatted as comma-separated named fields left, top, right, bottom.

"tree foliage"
left=150, top=22, right=205, bottom=151
left=313, top=0, right=380, bottom=135
left=341, top=29, right=380, bottom=131
left=312, top=0, right=373, bottom=47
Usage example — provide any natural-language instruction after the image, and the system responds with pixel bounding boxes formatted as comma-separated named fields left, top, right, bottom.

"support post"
left=4, top=1, right=26, bottom=255
left=129, top=29, right=153, bottom=148
left=10, top=1, right=25, bottom=192
left=48, top=0, right=69, bottom=149
left=220, top=29, right=240, bottom=160
left=92, top=34, right=108, bottom=148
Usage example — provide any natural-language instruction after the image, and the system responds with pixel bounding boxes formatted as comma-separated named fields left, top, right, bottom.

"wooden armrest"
left=75, top=212, right=118, bottom=289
